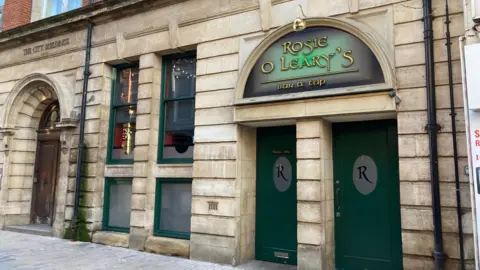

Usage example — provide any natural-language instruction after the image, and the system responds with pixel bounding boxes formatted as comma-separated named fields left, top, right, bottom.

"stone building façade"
left=0, top=0, right=474, bottom=269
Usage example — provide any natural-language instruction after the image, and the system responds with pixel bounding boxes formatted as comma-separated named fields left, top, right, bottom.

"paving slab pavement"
left=0, top=231, right=296, bottom=270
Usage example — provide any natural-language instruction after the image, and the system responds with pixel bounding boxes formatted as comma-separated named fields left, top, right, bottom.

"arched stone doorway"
left=31, top=101, right=61, bottom=225
left=0, top=73, right=76, bottom=237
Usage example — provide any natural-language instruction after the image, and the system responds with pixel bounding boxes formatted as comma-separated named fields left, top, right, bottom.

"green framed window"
left=107, top=64, right=139, bottom=164
left=102, top=178, right=132, bottom=233
left=158, top=52, right=196, bottom=163
left=154, top=179, right=192, bottom=239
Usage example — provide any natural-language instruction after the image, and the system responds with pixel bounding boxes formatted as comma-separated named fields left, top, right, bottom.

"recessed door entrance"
left=31, top=102, right=61, bottom=225
left=256, top=126, right=297, bottom=265
left=333, top=120, right=402, bottom=269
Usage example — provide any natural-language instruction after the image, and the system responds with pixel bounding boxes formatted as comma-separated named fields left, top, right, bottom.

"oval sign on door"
left=273, top=156, right=292, bottom=192
left=352, top=155, right=378, bottom=195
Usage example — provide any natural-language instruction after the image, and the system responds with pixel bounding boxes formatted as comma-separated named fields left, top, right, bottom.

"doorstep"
left=3, top=224, right=53, bottom=237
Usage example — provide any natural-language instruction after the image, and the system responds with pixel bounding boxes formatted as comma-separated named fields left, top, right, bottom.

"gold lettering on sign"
left=277, top=79, right=327, bottom=90
left=309, top=79, right=326, bottom=87
left=23, top=38, right=70, bottom=56
left=277, top=83, right=294, bottom=90
left=282, top=37, right=328, bottom=56
left=261, top=62, right=275, bottom=73
left=342, top=50, right=354, bottom=68
left=260, top=35, right=359, bottom=75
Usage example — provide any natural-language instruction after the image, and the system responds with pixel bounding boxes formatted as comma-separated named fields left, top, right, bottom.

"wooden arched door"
left=31, top=102, right=61, bottom=225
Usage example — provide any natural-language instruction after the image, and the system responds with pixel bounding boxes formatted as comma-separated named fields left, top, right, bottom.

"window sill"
left=154, top=164, right=193, bottom=178
left=104, top=164, right=134, bottom=178
left=157, top=163, right=193, bottom=168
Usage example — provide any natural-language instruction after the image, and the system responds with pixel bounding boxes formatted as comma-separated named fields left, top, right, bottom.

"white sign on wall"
left=464, top=43, right=480, bottom=268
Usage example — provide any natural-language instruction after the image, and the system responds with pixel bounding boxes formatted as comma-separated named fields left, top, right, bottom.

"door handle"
left=335, top=188, right=340, bottom=208
left=33, top=168, right=39, bottom=183
left=335, top=187, right=341, bottom=217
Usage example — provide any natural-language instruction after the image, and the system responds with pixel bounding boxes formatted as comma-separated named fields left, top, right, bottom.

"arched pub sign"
left=244, top=26, right=384, bottom=98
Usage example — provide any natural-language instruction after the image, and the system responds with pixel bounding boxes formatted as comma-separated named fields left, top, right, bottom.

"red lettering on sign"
left=476, top=130, right=480, bottom=138
left=476, top=140, right=480, bottom=146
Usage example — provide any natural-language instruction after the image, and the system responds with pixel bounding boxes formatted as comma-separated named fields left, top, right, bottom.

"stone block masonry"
left=0, top=0, right=474, bottom=269
left=296, top=119, right=334, bottom=270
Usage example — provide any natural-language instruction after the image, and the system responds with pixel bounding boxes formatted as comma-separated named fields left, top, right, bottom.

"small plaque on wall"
left=207, top=201, right=218, bottom=210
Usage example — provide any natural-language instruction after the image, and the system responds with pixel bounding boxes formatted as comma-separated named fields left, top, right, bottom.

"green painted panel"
left=245, top=27, right=384, bottom=98
left=256, top=126, right=297, bottom=265
left=333, top=120, right=402, bottom=270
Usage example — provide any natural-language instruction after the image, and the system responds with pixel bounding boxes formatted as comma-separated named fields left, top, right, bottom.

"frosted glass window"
left=107, top=180, right=132, bottom=229
left=159, top=182, right=192, bottom=234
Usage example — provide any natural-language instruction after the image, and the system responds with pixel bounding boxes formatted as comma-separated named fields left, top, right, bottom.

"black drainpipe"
left=72, top=7, right=94, bottom=241
left=444, top=0, right=465, bottom=268
left=423, top=0, right=445, bottom=268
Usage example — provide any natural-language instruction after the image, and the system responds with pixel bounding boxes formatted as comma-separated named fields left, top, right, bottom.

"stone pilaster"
left=52, top=129, right=74, bottom=238
left=236, top=125, right=256, bottom=264
left=68, top=64, right=112, bottom=239
left=129, top=53, right=161, bottom=250
left=190, top=37, right=240, bottom=265
left=296, top=119, right=334, bottom=270
left=0, top=130, right=14, bottom=229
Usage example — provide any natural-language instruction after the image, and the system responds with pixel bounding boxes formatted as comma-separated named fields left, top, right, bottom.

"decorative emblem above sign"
left=244, top=27, right=384, bottom=98
left=352, top=155, right=378, bottom=195
left=273, top=156, right=292, bottom=192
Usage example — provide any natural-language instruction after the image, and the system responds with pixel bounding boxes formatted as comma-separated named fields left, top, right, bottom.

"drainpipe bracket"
left=83, top=69, right=92, bottom=78
left=433, top=250, right=445, bottom=266
left=424, top=124, right=441, bottom=132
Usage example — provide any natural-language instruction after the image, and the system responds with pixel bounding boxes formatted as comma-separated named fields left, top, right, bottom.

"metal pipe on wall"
left=444, top=0, right=465, bottom=268
left=72, top=0, right=94, bottom=240
left=423, top=0, right=445, bottom=268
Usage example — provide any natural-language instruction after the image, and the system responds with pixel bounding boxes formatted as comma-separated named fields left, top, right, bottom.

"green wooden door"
left=256, top=126, right=297, bottom=265
left=333, top=120, right=402, bottom=270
